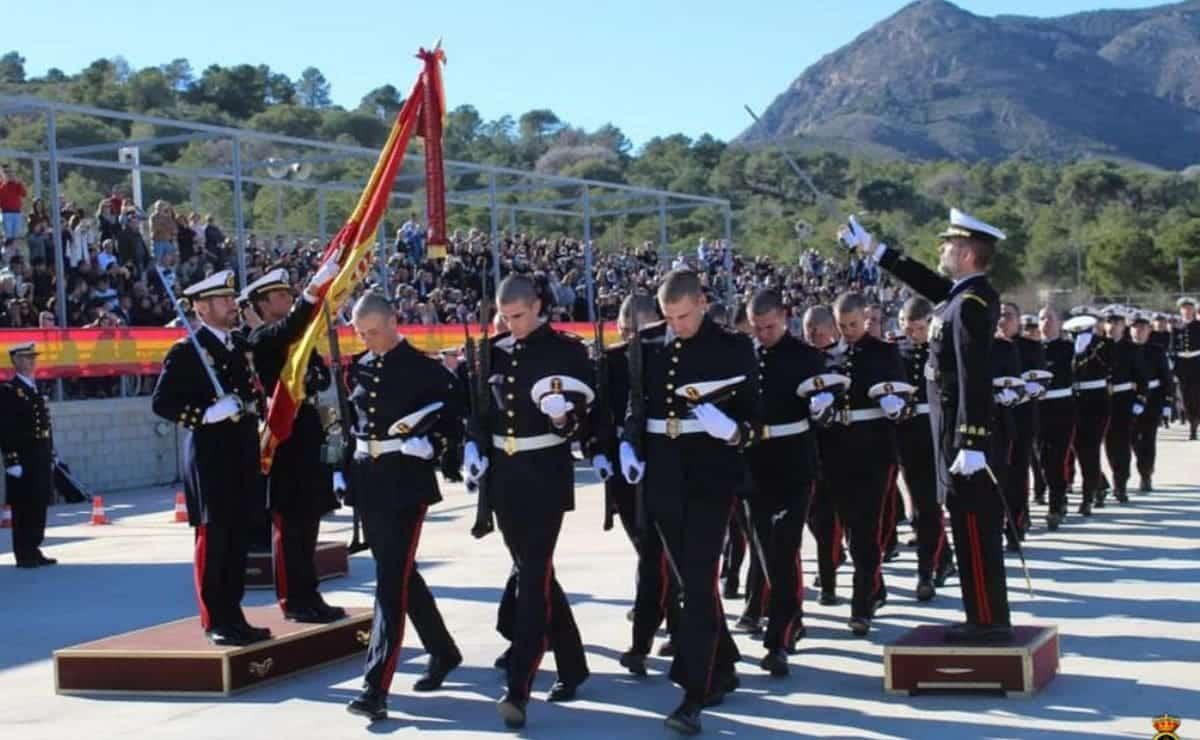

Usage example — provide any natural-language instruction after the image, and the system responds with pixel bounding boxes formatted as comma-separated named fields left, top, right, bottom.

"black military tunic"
left=878, top=249, right=1012, bottom=632
left=1071, top=333, right=1111, bottom=511
left=1171, top=319, right=1200, bottom=435
left=1008, top=336, right=1045, bottom=534
left=345, top=338, right=463, bottom=696
left=0, top=376, right=54, bottom=566
left=1131, top=339, right=1173, bottom=485
left=1037, top=337, right=1077, bottom=518
left=1103, top=337, right=1149, bottom=498
left=151, top=325, right=264, bottom=632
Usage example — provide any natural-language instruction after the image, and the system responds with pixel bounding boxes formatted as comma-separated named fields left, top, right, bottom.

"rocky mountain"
left=738, top=0, right=1200, bottom=168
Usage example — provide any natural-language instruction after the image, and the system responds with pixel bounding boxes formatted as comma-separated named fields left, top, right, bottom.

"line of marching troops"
left=6, top=208, right=1200, bottom=735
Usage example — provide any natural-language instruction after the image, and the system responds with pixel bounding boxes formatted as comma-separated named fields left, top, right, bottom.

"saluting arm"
left=876, top=246, right=953, bottom=304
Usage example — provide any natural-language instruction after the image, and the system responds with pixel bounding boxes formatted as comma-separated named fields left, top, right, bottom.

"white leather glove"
left=202, top=395, right=242, bottom=424
left=619, top=441, right=645, bottom=485
left=5, top=465, right=22, bottom=479
left=1132, top=402, right=1145, bottom=416
left=838, top=215, right=871, bottom=250
left=1074, top=331, right=1093, bottom=356
left=693, top=403, right=738, bottom=442
left=1025, top=382, right=1045, bottom=400
left=1163, top=406, right=1173, bottom=419
left=332, top=471, right=347, bottom=492
left=592, top=454, right=613, bottom=482
left=949, top=449, right=987, bottom=477
left=809, top=391, right=835, bottom=417
left=879, top=394, right=905, bottom=419
left=463, top=441, right=488, bottom=483
left=400, top=436, right=435, bottom=460
left=538, top=393, right=572, bottom=420
left=305, top=259, right=340, bottom=295
left=995, top=389, right=1019, bottom=407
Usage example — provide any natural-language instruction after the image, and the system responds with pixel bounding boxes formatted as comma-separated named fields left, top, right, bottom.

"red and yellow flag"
left=259, top=46, right=447, bottom=472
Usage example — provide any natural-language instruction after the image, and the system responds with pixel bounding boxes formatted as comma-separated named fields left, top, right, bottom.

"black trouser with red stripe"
left=747, top=486, right=813, bottom=651
left=721, top=513, right=748, bottom=593
left=898, top=415, right=948, bottom=579
left=945, top=472, right=1011, bottom=628
left=1008, top=406, right=1037, bottom=531
left=1074, top=391, right=1110, bottom=497
left=1179, top=376, right=1200, bottom=431
left=823, top=463, right=891, bottom=619
left=880, top=468, right=903, bottom=556
left=1131, top=412, right=1160, bottom=479
left=1038, top=399, right=1077, bottom=516
left=611, top=479, right=681, bottom=655
left=194, top=523, right=251, bottom=632
left=362, top=503, right=429, bottom=694
left=272, top=511, right=320, bottom=613
left=1104, top=392, right=1135, bottom=491
left=808, top=479, right=844, bottom=595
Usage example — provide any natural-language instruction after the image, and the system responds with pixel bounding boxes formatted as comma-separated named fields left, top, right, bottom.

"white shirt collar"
left=16, top=373, right=36, bottom=389
left=952, top=272, right=985, bottom=291
left=200, top=322, right=229, bottom=346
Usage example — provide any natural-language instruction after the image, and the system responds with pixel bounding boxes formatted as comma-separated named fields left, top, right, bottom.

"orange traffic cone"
left=0, top=504, right=11, bottom=529
left=90, top=496, right=111, bottom=526
left=172, top=492, right=188, bottom=523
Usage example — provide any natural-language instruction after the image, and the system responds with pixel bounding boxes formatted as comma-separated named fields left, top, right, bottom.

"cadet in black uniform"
left=151, top=270, right=270, bottom=645
left=1, top=342, right=56, bottom=568
left=464, top=274, right=593, bottom=730
left=1064, top=313, right=1111, bottom=516
left=990, top=305, right=1023, bottom=549
left=745, top=289, right=823, bottom=676
left=343, top=292, right=464, bottom=722
left=1173, top=297, right=1200, bottom=439
left=618, top=270, right=755, bottom=736
left=243, top=266, right=345, bottom=623
left=1036, top=306, right=1076, bottom=530
left=1004, top=302, right=1046, bottom=540
left=859, top=208, right=1013, bottom=643
left=1099, top=307, right=1147, bottom=504
left=896, top=298, right=955, bottom=600
left=1130, top=313, right=1173, bottom=492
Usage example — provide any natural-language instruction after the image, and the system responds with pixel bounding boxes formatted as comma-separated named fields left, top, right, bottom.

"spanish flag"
left=259, top=46, right=447, bottom=472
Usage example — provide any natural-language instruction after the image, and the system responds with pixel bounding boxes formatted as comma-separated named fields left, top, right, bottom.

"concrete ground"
left=1, top=427, right=1198, bottom=740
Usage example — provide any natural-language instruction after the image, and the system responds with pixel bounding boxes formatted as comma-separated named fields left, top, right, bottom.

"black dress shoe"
left=944, top=622, right=1014, bottom=644
left=934, top=558, right=957, bottom=587
left=1046, top=513, right=1061, bottom=532
left=883, top=544, right=900, bottom=562
left=1078, top=494, right=1093, bottom=516
left=657, top=640, right=676, bottom=657
left=206, top=627, right=253, bottom=647
left=915, top=577, right=935, bottom=602
left=1093, top=491, right=1107, bottom=509
left=232, top=622, right=272, bottom=643
left=14, top=559, right=40, bottom=569
left=1115, top=486, right=1129, bottom=504
left=819, top=590, right=839, bottom=606
left=626, top=608, right=636, bottom=622
left=496, top=692, right=527, bottom=729
left=313, top=602, right=347, bottom=621
left=1139, top=477, right=1152, bottom=493
left=848, top=616, right=871, bottom=637
left=665, top=699, right=703, bottom=736
left=759, top=649, right=788, bottom=677
left=546, top=679, right=580, bottom=703
left=494, top=648, right=510, bottom=670
left=35, top=553, right=57, bottom=566
left=620, top=650, right=648, bottom=677
left=722, top=579, right=739, bottom=599
left=1006, top=538, right=1021, bottom=553
left=284, top=606, right=327, bottom=623
left=734, top=614, right=763, bottom=634
left=1033, top=491, right=1046, bottom=506
left=414, top=651, right=462, bottom=692
left=346, top=689, right=388, bottom=721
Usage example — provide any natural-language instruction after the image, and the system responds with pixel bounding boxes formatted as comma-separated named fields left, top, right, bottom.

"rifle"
left=468, top=276, right=495, bottom=540
left=594, top=317, right=615, bottom=531
left=323, top=303, right=368, bottom=555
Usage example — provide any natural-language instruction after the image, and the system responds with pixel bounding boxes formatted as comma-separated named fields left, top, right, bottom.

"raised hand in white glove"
left=1132, top=402, right=1145, bottom=416
left=1162, top=406, right=1173, bottom=419
left=619, top=441, right=645, bottom=485
left=809, top=391, right=835, bottom=418
left=332, top=471, right=347, bottom=493
left=304, top=259, right=341, bottom=297
left=5, top=465, right=23, bottom=479
left=538, top=393, right=572, bottom=422
left=693, top=403, right=738, bottom=442
left=400, top=436, right=435, bottom=460
left=879, top=393, right=906, bottom=419
left=463, top=441, right=489, bottom=484
left=1025, top=382, right=1045, bottom=400
left=202, top=395, right=242, bottom=424
left=1074, top=331, right=1093, bottom=356
left=995, top=389, right=1019, bottom=407
left=592, top=454, right=613, bottom=482
left=949, top=449, right=987, bottom=477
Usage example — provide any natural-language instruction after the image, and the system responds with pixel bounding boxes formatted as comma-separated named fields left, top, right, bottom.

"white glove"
left=305, top=259, right=340, bottom=294
left=995, top=389, right=1019, bottom=407
left=949, top=449, right=987, bottom=477
left=809, top=391, right=835, bottom=417
left=463, top=441, right=488, bottom=483
left=1132, top=402, right=1145, bottom=416
left=332, top=471, right=347, bottom=492
left=1074, top=331, right=1092, bottom=356
left=838, top=215, right=871, bottom=250
left=202, top=395, right=242, bottom=424
left=693, top=403, right=738, bottom=442
left=5, top=465, right=22, bottom=479
left=538, top=393, right=572, bottom=420
left=879, top=394, right=906, bottom=419
left=400, top=436, right=435, bottom=460
left=619, top=441, right=645, bottom=485
left=592, top=454, right=613, bottom=482
left=1025, top=382, right=1045, bottom=400
left=1163, top=406, right=1172, bottom=419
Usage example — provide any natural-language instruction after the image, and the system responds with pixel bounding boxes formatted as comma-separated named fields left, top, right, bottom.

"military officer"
left=1099, top=307, right=1147, bottom=504
left=1173, top=297, right=1200, bottom=439
left=1036, top=306, right=1076, bottom=530
left=1130, top=312, right=1173, bottom=492
left=1064, top=312, right=1111, bottom=516
left=853, top=209, right=1013, bottom=644
left=151, top=270, right=271, bottom=646
left=1, top=343, right=56, bottom=568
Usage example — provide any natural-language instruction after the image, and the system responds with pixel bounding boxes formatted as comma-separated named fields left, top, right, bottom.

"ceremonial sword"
left=157, top=266, right=237, bottom=410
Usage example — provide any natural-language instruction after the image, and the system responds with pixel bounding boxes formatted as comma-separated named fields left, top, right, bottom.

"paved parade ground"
left=2, top=427, right=1198, bottom=740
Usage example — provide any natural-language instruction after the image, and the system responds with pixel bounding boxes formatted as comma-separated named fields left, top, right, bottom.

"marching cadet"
left=852, top=208, right=1013, bottom=644
left=152, top=270, right=271, bottom=646
left=343, top=292, right=464, bottom=722
left=1150, top=313, right=1172, bottom=352
left=895, top=297, right=955, bottom=600
left=1, top=343, right=56, bottom=568
left=243, top=266, right=345, bottom=623
left=1173, top=297, right=1200, bottom=439
left=1003, top=302, right=1047, bottom=542
left=461, top=274, right=593, bottom=730
left=1036, top=306, right=1077, bottom=530
left=802, top=291, right=907, bottom=637
left=744, top=288, right=824, bottom=676
left=1099, top=307, right=1147, bottom=504
left=990, top=304, right=1024, bottom=550
left=1130, top=312, right=1173, bottom=492
left=1064, top=311, right=1110, bottom=516
left=618, top=269, right=754, bottom=736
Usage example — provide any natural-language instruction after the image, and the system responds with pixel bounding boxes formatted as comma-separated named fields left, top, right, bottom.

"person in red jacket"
left=0, top=167, right=28, bottom=245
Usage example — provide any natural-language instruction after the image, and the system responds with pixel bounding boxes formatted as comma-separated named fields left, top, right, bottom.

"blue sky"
left=10, top=0, right=1165, bottom=149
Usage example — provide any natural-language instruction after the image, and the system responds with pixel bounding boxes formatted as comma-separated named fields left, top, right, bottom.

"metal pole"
left=32, top=159, right=42, bottom=200
left=583, top=187, right=595, bottom=322
left=488, top=173, right=501, bottom=288
left=1179, top=256, right=1186, bottom=294
left=723, top=206, right=735, bottom=314
left=509, top=206, right=516, bottom=235
left=275, top=187, right=284, bottom=239
left=318, top=188, right=327, bottom=243
left=658, top=195, right=668, bottom=262
left=231, top=136, right=247, bottom=286
left=46, top=111, right=67, bottom=401
left=190, top=174, right=200, bottom=213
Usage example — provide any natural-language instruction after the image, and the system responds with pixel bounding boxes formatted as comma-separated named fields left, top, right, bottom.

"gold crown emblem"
left=884, top=383, right=894, bottom=394
left=551, top=377, right=563, bottom=393
left=393, top=423, right=411, bottom=435
left=813, top=377, right=825, bottom=390
left=1153, top=715, right=1181, bottom=734
left=685, top=386, right=700, bottom=401
left=225, top=273, right=235, bottom=288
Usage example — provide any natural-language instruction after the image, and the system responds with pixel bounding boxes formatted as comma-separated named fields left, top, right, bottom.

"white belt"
left=355, top=437, right=405, bottom=459
left=1042, top=388, right=1073, bottom=400
left=491, top=433, right=567, bottom=455
left=647, top=418, right=705, bottom=436
left=1110, top=382, right=1135, bottom=394
left=913, top=403, right=930, bottom=415
left=1148, top=379, right=1162, bottom=389
left=1075, top=379, right=1107, bottom=392
left=847, top=408, right=886, bottom=423
left=762, top=420, right=810, bottom=439
left=1179, top=350, right=1200, bottom=359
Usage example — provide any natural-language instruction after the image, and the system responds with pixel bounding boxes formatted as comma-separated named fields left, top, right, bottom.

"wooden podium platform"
left=245, top=541, right=350, bottom=590
left=884, top=625, right=1059, bottom=697
left=53, top=605, right=371, bottom=696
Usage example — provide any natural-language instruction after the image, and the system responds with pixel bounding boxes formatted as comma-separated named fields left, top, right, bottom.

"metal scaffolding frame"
left=0, top=95, right=734, bottom=324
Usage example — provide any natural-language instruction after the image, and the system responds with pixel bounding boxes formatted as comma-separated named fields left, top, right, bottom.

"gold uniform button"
left=511, top=360, right=519, bottom=367
left=666, top=384, right=674, bottom=390
left=671, top=356, right=679, bottom=364
left=507, top=393, right=514, bottom=400
left=507, top=376, right=515, bottom=383
left=370, top=392, right=377, bottom=398
left=668, top=369, right=676, bottom=376
left=674, top=342, right=682, bottom=350
left=507, top=410, right=515, bottom=417
left=668, top=411, right=676, bottom=418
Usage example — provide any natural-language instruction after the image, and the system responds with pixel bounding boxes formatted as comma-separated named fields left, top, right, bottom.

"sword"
left=653, top=520, right=685, bottom=591
left=157, top=266, right=238, bottom=412
left=742, top=499, right=773, bottom=591
left=983, top=463, right=1035, bottom=599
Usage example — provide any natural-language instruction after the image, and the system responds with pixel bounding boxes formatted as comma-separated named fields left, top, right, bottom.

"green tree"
left=160, top=58, right=193, bottom=91
left=0, top=51, right=26, bottom=83
left=247, top=105, right=322, bottom=138
left=296, top=67, right=331, bottom=108
left=359, top=84, right=403, bottom=120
